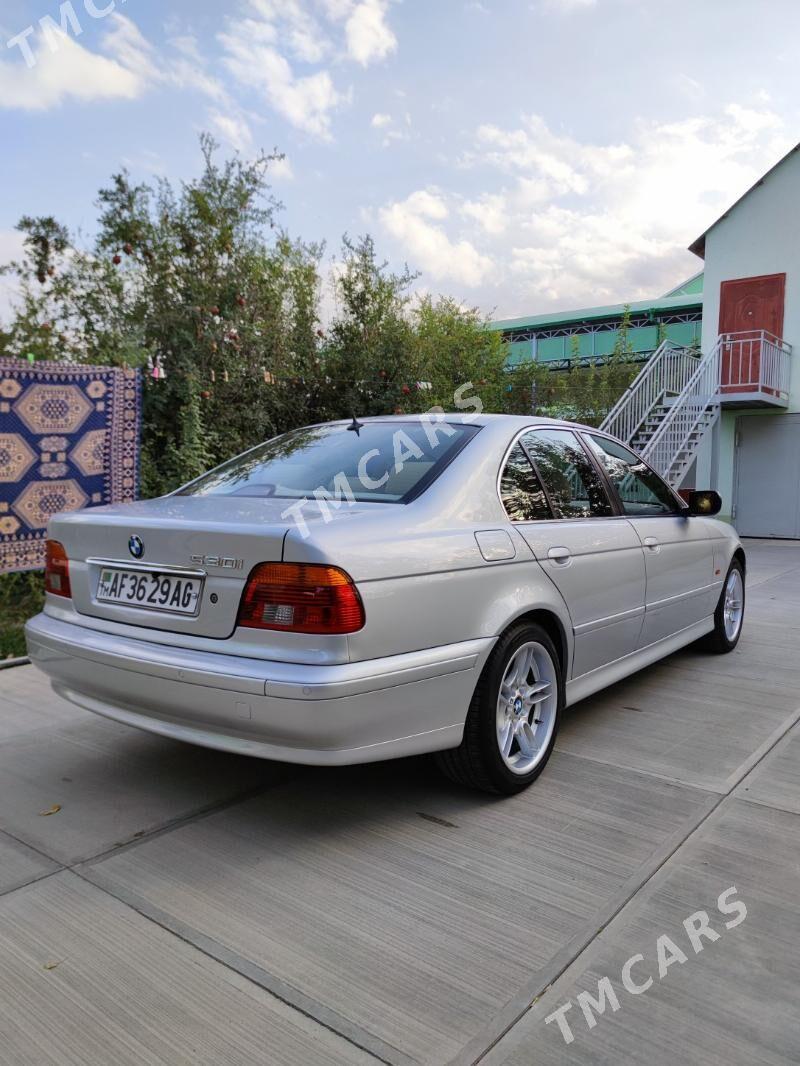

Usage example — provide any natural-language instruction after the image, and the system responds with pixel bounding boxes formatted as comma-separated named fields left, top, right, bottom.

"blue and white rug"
left=0, top=360, right=141, bottom=574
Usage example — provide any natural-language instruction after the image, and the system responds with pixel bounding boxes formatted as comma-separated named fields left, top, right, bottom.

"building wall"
left=505, top=318, right=702, bottom=367
left=700, top=148, right=800, bottom=514
left=714, top=407, right=786, bottom=525
left=531, top=320, right=701, bottom=363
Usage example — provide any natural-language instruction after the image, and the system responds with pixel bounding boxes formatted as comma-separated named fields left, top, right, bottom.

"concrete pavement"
left=0, top=539, right=798, bottom=1065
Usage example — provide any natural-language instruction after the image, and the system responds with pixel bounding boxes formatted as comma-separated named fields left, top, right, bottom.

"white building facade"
left=691, top=144, right=800, bottom=536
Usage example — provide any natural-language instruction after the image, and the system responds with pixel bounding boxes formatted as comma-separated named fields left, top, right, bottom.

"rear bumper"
left=25, top=613, right=491, bottom=765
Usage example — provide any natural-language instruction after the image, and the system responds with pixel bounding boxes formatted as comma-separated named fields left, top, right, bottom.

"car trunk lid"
left=50, top=496, right=291, bottom=639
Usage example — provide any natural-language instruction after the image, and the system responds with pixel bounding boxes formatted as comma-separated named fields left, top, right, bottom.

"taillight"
left=44, top=540, right=71, bottom=598
left=237, top=563, right=364, bottom=634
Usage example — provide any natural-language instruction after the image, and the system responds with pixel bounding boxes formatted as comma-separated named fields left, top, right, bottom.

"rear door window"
left=521, top=429, right=613, bottom=519
left=499, top=443, right=552, bottom=521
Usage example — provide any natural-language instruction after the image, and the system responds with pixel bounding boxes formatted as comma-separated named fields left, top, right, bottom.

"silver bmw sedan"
left=26, top=414, right=745, bottom=794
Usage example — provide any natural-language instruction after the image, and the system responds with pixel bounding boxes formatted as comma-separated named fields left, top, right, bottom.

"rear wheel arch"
left=437, top=616, right=564, bottom=794
left=499, top=608, right=569, bottom=678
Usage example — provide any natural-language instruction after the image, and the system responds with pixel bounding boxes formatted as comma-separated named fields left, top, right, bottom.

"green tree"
left=411, top=295, right=508, bottom=414
left=315, top=234, right=418, bottom=421
left=612, top=305, right=634, bottom=360
left=1, top=136, right=322, bottom=495
left=317, top=237, right=511, bottom=420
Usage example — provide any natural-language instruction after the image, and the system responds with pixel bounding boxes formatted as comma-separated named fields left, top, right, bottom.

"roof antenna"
left=347, top=413, right=364, bottom=436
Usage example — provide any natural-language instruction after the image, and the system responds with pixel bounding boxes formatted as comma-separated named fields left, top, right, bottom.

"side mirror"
left=685, top=490, right=722, bottom=516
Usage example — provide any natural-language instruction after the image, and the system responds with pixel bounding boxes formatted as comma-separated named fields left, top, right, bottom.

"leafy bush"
left=0, top=571, right=44, bottom=658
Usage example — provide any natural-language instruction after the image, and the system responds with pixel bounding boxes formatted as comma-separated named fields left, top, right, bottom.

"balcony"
left=718, top=330, right=792, bottom=408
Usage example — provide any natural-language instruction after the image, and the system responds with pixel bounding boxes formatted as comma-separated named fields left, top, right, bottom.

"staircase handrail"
left=600, top=340, right=700, bottom=446
left=641, top=339, right=722, bottom=479
left=600, top=339, right=670, bottom=441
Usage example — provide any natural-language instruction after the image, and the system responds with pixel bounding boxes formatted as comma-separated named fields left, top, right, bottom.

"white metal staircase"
left=600, top=340, right=713, bottom=485
left=600, top=331, right=792, bottom=486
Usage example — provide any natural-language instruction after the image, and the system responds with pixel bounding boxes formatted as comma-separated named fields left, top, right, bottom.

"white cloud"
left=344, top=0, right=397, bottom=65
left=317, top=0, right=356, bottom=20
left=219, top=1, right=399, bottom=139
left=380, top=189, right=494, bottom=288
left=249, top=0, right=330, bottom=62
left=0, top=13, right=238, bottom=132
left=209, top=111, right=254, bottom=152
left=387, top=105, right=793, bottom=312
left=169, top=33, right=205, bottom=63
left=220, top=17, right=343, bottom=139
left=103, top=14, right=160, bottom=82
left=270, top=156, right=295, bottom=180
left=0, top=0, right=398, bottom=138
left=461, top=194, right=508, bottom=236
left=0, top=14, right=149, bottom=111
left=170, top=57, right=230, bottom=104
left=369, top=110, right=411, bottom=146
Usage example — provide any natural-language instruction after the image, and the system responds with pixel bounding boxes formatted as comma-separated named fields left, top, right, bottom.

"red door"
left=718, top=273, right=785, bottom=393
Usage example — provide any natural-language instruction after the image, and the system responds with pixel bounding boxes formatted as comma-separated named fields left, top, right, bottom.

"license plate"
left=97, top=568, right=204, bottom=616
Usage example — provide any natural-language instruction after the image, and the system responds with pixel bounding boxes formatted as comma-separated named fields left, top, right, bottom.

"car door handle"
left=547, top=546, right=571, bottom=564
left=643, top=536, right=661, bottom=552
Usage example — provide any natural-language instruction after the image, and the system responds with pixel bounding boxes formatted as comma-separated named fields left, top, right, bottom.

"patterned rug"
left=0, top=361, right=141, bottom=574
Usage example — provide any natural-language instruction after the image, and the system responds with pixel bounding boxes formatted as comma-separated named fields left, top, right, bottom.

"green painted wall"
left=521, top=318, right=701, bottom=364
left=664, top=272, right=704, bottom=297
left=498, top=276, right=704, bottom=368
left=507, top=339, right=533, bottom=365
left=664, top=320, right=701, bottom=346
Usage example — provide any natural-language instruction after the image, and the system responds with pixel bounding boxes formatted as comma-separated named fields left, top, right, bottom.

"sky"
left=1, top=0, right=799, bottom=323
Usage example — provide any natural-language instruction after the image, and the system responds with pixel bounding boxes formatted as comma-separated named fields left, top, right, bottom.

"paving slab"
left=480, top=797, right=800, bottom=1066
left=558, top=543, right=800, bottom=785
left=745, top=569, right=800, bottom=611
left=735, top=720, right=800, bottom=815
left=84, top=752, right=711, bottom=1065
left=0, top=685, right=296, bottom=864
left=0, top=830, right=59, bottom=896
left=0, top=668, right=87, bottom=742
left=557, top=628, right=800, bottom=792
left=740, top=537, right=800, bottom=588
left=0, top=871, right=376, bottom=1066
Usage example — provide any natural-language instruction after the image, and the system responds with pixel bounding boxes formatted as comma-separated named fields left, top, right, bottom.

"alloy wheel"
left=723, top=568, right=744, bottom=642
left=495, top=641, right=558, bottom=775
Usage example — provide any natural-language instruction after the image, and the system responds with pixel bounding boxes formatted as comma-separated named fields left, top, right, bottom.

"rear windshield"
left=177, top=420, right=479, bottom=503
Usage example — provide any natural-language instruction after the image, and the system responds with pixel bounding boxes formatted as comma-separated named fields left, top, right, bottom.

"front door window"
left=583, top=435, right=679, bottom=516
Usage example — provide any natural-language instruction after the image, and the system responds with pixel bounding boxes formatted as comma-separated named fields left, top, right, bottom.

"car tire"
left=435, top=621, right=563, bottom=795
left=702, top=558, right=745, bottom=654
